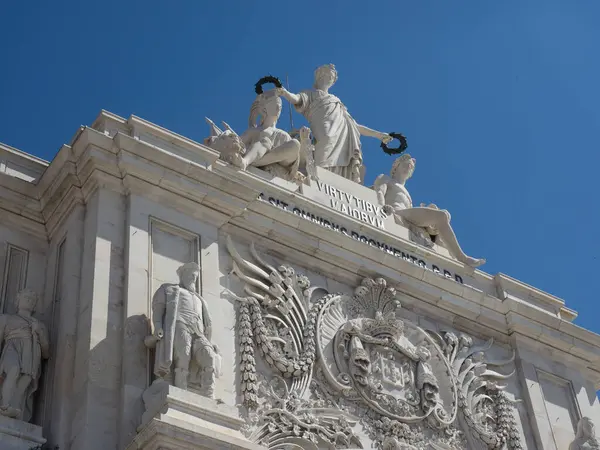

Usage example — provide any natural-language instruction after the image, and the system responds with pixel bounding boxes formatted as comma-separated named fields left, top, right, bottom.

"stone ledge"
left=129, top=416, right=265, bottom=450
left=0, top=415, right=46, bottom=450
left=138, top=383, right=247, bottom=439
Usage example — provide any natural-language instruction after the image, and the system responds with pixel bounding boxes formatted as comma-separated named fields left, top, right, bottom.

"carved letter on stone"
left=0, top=289, right=50, bottom=422
left=144, top=262, right=222, bottom=399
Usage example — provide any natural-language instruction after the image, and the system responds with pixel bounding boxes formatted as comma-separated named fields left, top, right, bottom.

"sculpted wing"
left=226, top=235, right=329, bottom=406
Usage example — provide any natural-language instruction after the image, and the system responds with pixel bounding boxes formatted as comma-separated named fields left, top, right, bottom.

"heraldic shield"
left=316, top=278, right=457, bottom=426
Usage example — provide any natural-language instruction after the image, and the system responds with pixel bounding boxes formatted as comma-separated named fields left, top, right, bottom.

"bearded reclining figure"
left=204, top=89, right=311, bottom=182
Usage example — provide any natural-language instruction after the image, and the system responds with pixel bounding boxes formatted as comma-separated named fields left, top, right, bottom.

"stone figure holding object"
left=146, top=262, right=222, bottom=398
left=570, top=417, right=600, bottom=450
left=276, top=64, right=393, bottom=184
left=415, top=346, right=440, bottom=415
left=204, top=89, right=312, bottom=182
left=373, top=154, right=485, bottom=268
left=0, top=289, right=50, bottom=422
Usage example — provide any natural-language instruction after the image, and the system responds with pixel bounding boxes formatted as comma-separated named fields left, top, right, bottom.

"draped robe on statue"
left=0, top=314, right=44, bottom=421
left=294, top=89, right=363, bottom=182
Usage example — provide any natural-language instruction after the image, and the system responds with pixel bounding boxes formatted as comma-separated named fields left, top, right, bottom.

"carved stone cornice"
left=130, top=385, right=263, bottom=450
left=2, top=110, right=600, bottom=379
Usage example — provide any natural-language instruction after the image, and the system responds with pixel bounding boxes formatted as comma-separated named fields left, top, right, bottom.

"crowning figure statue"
left=374, top=154, right=485, bottom=268
left=0, top=289, right=50, bottom=421
left=205, top=90, right=311, bottom=182
left=146, top=262, right=222, bottom=398
left=276, top=64, right=392, bottom=184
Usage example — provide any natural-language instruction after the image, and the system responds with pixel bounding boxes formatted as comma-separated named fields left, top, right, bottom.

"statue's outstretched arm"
left=356, top=124, right=391, bottom=143
left=276, top=88, right=301, bottom=105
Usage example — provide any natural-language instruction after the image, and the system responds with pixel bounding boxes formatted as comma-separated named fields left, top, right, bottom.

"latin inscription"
left=258, top=193, right=463, bottom=284
left=316, top=181, right=387, bottom=229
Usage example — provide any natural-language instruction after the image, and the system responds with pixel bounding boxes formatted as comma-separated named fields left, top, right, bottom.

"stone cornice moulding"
left=0, top=173, right=43, bottom=222
left=127, top=114, right=220, bottom=167
left=513, top=334, right=600, bottom=390
left=495, top=273, right=574, bottom=319
left=2, top=110, right=599, bottom=366
left=36, top=144, right=78, bottom=198
left=0, top=206, right=48, bottom=240
left=223, top=217, right=600, bottom=374
left=91, top=109, right=129, bottom=137
left=0, top=170, right=39, bottom=200
left=0, top=142, right=49, bottom=167
left=130, top=418, right=265, bottom=450
left=78, top=127, right=600, bottom=359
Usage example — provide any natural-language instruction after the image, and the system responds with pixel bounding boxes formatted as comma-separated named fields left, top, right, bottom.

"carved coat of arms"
left=226, top=237, right=522, bottom=450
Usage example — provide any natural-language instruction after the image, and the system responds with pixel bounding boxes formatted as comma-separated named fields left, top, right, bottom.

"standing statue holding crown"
left=276, top=64, right=393, bottom=184
left=145, top=262, right=222, bottom=398
left=0, top=289, right=50, bottom=422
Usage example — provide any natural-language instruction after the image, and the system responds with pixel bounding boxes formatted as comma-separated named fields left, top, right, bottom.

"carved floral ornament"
left=225, top=236, right=522, bottom=450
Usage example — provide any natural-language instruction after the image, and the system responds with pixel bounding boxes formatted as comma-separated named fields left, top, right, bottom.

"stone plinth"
left=127, top=384, right=264, bottom=450
left=0, top=416, right=46, bottom=450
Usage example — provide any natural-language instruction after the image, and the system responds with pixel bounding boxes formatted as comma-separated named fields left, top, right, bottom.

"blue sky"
left=1, top=1, right=599, bottom=333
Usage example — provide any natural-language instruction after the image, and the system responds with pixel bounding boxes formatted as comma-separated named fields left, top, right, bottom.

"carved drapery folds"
left=570, top=417, right=600, bottom=450
left=226, top=237, right=523, bottom=449
left=0, top=289, right=50, bottom=422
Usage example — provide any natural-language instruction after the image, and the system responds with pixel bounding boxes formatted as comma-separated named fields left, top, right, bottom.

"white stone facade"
left=0, top=110, right=598, bottom=450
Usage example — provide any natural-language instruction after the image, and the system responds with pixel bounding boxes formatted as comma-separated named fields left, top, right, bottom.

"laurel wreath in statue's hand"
left=254, top=75, right=283, bottom=95
left=381, top=132, right=408, bottom=155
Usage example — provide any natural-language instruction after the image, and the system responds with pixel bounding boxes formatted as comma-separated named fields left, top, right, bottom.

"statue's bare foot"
left=464, top=257, right=486, bottom=268
left=230, top=152, right=247, bottom=170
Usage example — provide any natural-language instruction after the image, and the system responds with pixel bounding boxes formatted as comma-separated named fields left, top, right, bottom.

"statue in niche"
left=276, top=64, right=393, bottom=184
left=145, top=262, right=222, bottom=398
left=373, top=154, right=486, bottom=268
left=571, top=417, right=600, bottom=450
left=0, top=289, right=50, bottom=422
left=204, top=89, right=312, bottom=182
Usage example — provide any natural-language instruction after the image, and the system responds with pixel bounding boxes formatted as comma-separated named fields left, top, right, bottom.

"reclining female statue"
left=374, top=154, right=485, bottom=268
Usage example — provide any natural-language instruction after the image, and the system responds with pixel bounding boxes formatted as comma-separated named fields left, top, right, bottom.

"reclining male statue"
left=373, top=154, right=485, bottom=268
left=205, top=89, right=311, bottom=182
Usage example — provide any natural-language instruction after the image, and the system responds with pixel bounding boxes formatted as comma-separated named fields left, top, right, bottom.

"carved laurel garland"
left=238, top=301, right=259, bottom=408
left=235, top=293, right=330, bottom=408
left=428, top=331, right=523, bottom=450
left=226, top=237, right=524, bottom=450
